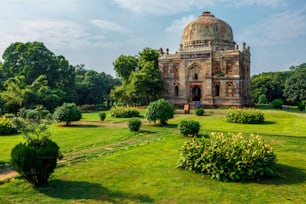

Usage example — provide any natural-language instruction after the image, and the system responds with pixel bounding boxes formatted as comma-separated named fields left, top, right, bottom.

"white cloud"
left=237, top=9, right=306, bottom=46
left=113, top=0, right=214, bottom=14
left=113, top=0, right=286, bottom=14
left=90, top=19, right=128, bottom=33
left=166, top=15, right=196, bottom=34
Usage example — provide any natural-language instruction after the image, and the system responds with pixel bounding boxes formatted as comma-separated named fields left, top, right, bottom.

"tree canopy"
left=111, top=47, right=162, bottom=105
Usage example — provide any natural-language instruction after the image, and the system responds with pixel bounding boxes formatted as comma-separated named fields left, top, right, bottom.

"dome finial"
left=202, top=11, right=214, bottom=17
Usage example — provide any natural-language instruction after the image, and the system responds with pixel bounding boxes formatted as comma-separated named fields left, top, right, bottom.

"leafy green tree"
left=111, top=48, right=162, bottom=105
left=129, top=61, right=163, bottom=104
left=75, top=65, right=120, bottom=106
left=53, top=103, right=82, bottom=126
left=283, top=64, right=306, bottom=104
left=1, top=42, right=76, bottom=107
left=251, top=71, right=289, bottom=103
left=113, top=55, right=138, bottom=82
left=145, top=99, right=174, bottom=125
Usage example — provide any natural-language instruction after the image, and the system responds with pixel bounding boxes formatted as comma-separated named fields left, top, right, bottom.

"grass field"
left=0, top=108, right=305, bottom=203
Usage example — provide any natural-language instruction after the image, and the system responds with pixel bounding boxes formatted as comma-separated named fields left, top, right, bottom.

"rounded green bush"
left=110, top=106, right=140, bottom=118
left=225, top=108, right=264, bottom=124
left=99, top=112, right=106, bottom=121
left=177, top=132, right=279, bottom=181
left=11, top=138, right=60, bottom=187
left=297, top=101, right=305, bottom=111
left=128, top=118, right=141, bottom=131
left=195, top=108, right=205, bottom=116
left=145, top=99, right=174, bottom=125
left=271, top=99, right=283, bottom=109
left=178, top=120, right=200, bottom=137
left=53, top=103, right=82, bottom=126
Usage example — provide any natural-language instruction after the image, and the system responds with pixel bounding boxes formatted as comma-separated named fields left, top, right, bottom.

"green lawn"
left=0, top=109, right=305, bottom=203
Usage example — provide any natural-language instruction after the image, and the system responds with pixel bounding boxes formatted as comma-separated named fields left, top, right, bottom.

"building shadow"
left=37, top=179, right=154, bottom=203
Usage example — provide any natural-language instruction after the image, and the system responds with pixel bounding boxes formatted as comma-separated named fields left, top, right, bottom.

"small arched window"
left=175, top=85, right=179, bottom=96
left=194, top=73, right=198, bottom=80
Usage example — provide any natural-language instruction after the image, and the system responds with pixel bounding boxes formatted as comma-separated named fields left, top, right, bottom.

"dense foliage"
left=0, top=42, right=118, bottom=113
left=251, top=63, right=306, bottom=105
left=99, top=112, right=106, bottom=121
left=297, top=101, right=305, bottom=111
left=10, top=106, right=60, bottom=187
left=195, top=108, right=205, bottom=116
left=271, top=99, right=283, bottom=109
left=110, top=48, right=162, bottom=105
left=177, top=132, right=279, bottom=181
left=145, top=99, right=174, bottom=125
left=11, top=138, right=59, bottom=187
left=53, top=103, right=82, bottom=126
left=128, top=118, right=141, bottom=132
left=178, top=120, right=200, bottom=137
left=0, top=114, right=18, bottom=135
left=225, top=108, right=264, bottom=124
left=110, top=106, right=140, bottom=118
left=283, top=65, right=306, bottom=104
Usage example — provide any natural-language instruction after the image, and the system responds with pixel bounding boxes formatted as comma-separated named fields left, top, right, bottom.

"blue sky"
left=0, top=0, right=305, bottom=76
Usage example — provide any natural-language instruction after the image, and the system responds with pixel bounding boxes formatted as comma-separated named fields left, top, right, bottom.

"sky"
left=0, top=0, right=306, bottom=77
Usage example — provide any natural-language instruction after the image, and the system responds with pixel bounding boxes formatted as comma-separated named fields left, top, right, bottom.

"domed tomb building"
left=158, top=12, right=251, bottom=107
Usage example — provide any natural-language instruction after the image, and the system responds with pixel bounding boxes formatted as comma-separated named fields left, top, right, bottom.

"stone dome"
left=181, top=12, right=234, bottom=48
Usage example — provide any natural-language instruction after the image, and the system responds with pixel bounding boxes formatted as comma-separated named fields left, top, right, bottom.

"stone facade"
left=159, top=12, right=251, bottom=107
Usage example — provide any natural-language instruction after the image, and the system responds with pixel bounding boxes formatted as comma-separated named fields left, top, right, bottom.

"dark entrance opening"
left=192, top=86, right=201, bottom=101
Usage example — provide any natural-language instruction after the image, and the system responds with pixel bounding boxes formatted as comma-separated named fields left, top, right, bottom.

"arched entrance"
left=191, top=84, right=201, bottom=101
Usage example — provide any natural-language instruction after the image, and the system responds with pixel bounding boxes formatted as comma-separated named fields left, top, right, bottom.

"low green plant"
left=271, top=99, right=283, bottom=109
left=0, top=114, right=18, bottom=135
left=178, top=120, right=200, bottom=137
left=128, top=118, right=141, bottom=132
left=297, top=101, right=305, bottom=111
left=145, top=99, right=174, bottom=125
left=99, top=112, right=106, bottom=121
left=195, top=108, right=205, bottom=116
left=177, top=132, right=279, bottom=181
left=110, top=106, right=140, bottom=118
left=225, top=108, right=264, bottom=124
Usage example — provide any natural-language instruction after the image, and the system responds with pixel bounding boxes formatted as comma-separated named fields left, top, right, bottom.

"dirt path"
left=0, top=169, right=18, bottom=181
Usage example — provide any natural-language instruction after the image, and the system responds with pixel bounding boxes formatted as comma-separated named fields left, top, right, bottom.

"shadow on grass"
left=262, top=120, right=277, bottom=125
left=38, top=179, right=154, bottom=203
left=245, top=164, right=306, bottom=185
left=58, top=124, right=99, bottom=128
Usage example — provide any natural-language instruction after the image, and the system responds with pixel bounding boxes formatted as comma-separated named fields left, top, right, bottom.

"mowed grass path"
left=0, top=109, right=305, bottom=203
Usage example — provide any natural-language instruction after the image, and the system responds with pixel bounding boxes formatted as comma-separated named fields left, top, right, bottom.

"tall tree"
left=284, top=64, right=306, bottom=104
left=1, top=41, right=76, bottom=109
left=113, top=55, right=138, bottom=82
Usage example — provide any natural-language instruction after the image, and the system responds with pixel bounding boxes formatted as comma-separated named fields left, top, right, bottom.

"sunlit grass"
left=0, top=108, right=305, bottom=203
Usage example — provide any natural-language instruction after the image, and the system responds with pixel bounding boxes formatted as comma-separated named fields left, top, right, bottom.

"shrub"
left=225, top=108, right=264, bottom=124
left=145, top=99, right=174, bottom=125
left=0, top=114, right=18, bottom=135
left=297, top=101, right=305, bottom=111
left=53, top=103, right=82, bottom=126
left=178, top=120, right=200, bottom=137
left=271, top=99, right=283, bottom=109
left=257, top=94, right=268, bottom=104
left=99, top=112, right=106, bottom=121
left=80, top=104, right=96, bottom=112
left=195, top=108, right=205, bottom=116
left=11, top=138, right=59, bottom=187
left=110, top=106, right=140, bottom=118
left=177, top=132, right=279, bottom=181
left=128, top=118, right=141, bottom=131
